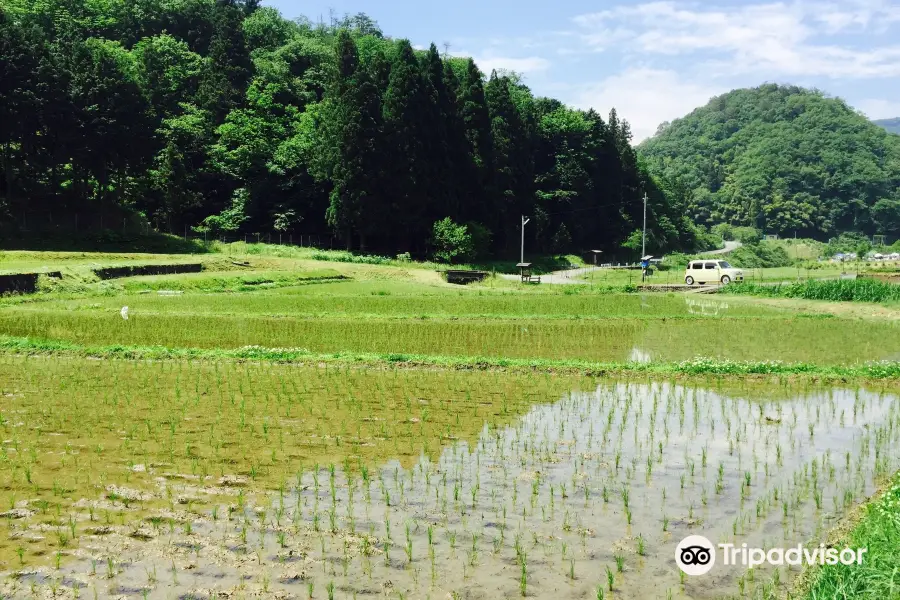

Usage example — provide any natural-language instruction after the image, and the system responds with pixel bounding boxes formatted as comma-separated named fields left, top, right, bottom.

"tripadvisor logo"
left=676, top=535, right=716, bottom=576
left=676, top=536, right=868, bottom=576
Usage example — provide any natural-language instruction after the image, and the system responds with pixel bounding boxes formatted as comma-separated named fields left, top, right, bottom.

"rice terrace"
left=3, top=0, right=900, bottom=597
left=0, top=243, right=897, bottom=600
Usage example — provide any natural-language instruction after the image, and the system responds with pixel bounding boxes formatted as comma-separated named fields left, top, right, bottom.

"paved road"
left=498, top=266, right=595, bottom=285
left=698, top=240, right=742, bottom=256
left=497, top=241, right=739, bottom=285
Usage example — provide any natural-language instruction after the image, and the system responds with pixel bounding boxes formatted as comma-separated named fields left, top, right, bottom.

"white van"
left=684, top=260, right=744, bottom=286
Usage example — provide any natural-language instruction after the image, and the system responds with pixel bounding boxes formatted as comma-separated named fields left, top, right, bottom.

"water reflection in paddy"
left=26, top=381, right=899, bottom=600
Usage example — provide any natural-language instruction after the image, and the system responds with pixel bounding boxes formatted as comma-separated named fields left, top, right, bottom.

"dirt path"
left=498, top=266, right=596, bottom=285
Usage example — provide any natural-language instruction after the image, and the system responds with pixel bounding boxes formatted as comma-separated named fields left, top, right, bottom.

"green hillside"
left=0, top=0, right=700, bottom=259
left=874, top=118, right=900, bottom=135
left=639, top=84, right=900, bottom=239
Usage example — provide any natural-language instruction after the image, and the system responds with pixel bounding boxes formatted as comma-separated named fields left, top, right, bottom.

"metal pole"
left=641, top=192, right=648, bottom=258
left=520, top=215, right=530, bottom=264
left=641, top=192, right=648, bottom=282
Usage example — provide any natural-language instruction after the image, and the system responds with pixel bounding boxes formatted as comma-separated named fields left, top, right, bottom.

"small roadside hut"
left=517, top=262, right=540, bottom=284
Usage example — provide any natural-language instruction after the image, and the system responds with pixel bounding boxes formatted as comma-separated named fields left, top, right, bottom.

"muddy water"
left=5, top=382, right=899, bottom=600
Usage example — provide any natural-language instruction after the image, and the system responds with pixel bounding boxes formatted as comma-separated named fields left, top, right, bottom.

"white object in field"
left=120, top=306, right=129, bottom=320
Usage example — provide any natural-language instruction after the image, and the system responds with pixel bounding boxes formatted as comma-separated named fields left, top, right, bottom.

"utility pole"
left=641, top=192, right=648, bottom=282
left=641, top=192, right=648, bottom=259
left=520, top=215, right=530, bottom=264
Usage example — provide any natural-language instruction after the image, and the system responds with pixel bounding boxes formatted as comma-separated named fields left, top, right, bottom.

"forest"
left=0, top=0, right=706, bottom=259
left=639, top=84, right=900, bottom=240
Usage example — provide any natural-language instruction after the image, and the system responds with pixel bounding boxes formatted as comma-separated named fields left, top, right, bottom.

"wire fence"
left=183, top=231, right=336, bottom=249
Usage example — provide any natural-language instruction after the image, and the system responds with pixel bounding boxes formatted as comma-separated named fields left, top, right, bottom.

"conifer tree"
left=326, top=30, right=384, bottom=250
left=485, top=70, right=533, bottom=251
left=382, top=39, right=430, bottom=251
left=458, top=58, right=493, bottom=222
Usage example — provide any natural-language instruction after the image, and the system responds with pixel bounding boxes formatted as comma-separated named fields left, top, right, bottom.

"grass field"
left=0, top=245, right=898, bottom=600
left=580, top=264, right=853, bottom=286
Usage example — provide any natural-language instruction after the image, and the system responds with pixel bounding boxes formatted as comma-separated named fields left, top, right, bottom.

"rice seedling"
left=1, top=298, right=896, bottom=366
left=0, top=351, right=895, bottom=600
left=519, top=552, right=528, bottom=597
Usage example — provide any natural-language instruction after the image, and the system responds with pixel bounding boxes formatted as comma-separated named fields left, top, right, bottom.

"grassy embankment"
left=721, top=278, right=900, bottom=304
left=793, top=472, right=900, bottom=600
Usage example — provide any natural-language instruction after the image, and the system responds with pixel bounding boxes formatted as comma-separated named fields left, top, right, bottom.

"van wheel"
left=685, top=276, right=694, bottom=286
left=721, top=275, right=731, bottom=285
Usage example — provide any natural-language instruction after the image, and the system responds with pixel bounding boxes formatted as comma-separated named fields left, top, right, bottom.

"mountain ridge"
left=874, top=117, right=900, bottom=135
left=638, top=84, right=900, bottom=239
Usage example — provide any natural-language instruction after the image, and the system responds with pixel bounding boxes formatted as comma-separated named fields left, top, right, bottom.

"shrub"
left=732, top=226, right=762, bottom=245
left=466, top=222, right=492, bottom=259
left=728, top=243, right=792, bottom=268
left=193, top=188, right=249, bottom=236
left=431, top=217, right=474, bottom=263
left=662, top=252, right=692, bottom=268
left=711, top=223, right=733, bottom=241
left=825, top=232, right=869, bottom=256
left=693, top=227, right=723, bottom=251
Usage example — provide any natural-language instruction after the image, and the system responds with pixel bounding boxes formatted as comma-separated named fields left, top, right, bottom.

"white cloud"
left=811, top=0, right=900, bottom=32
left=452, top=0, right=900, bottom=144
left=854, top=98, right=900, bottom=119
left=572, top=0, right=900, bottom=79
left=569, top=68, right=725, bottom=143
left=455, top=50, right=552, bottom=75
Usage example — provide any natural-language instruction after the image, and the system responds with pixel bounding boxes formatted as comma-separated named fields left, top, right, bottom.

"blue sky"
left=265, top=0, right=900, bottom=142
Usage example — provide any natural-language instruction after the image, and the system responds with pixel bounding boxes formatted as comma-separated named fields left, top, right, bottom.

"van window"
left=718, top=261, right=732, bottom=268
left=704, top=263, right=716, bottom=269
left=688, top=262, right=697, bottom=269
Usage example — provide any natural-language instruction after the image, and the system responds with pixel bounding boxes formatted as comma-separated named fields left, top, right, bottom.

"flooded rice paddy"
left=1, top=293, right=899, bottom=364
left=0, top=356, right=898, bottom=599
left=12, top=287, right=778, bottom=319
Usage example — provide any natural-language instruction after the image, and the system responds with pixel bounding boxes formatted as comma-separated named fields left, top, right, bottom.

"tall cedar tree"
left=382, top=39, right=431, bottom=253
left=326, top=30, right=384, bottom=250
left=420, top=44, right=455, bottom=224
left=485, top=70, right=533, bottom=252
left=458, top=59, right=493, bottom=224
left=197, top=0, right=252, bottom=122
left=442, top=60, right=476, bottom=220
left=0, top=11, right=42, bottom=209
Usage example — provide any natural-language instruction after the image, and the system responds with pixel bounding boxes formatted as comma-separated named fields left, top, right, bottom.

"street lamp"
left=520, top=215, right=530, bottom=264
